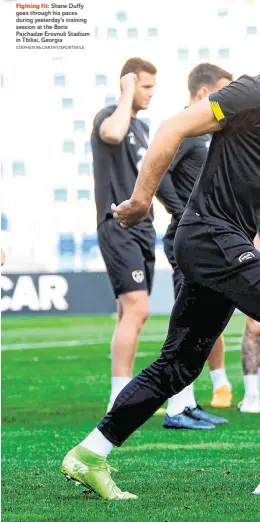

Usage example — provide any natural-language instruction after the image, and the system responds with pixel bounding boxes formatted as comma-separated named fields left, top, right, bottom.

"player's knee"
left=133, top=303, right=149, bottom=329
left=121, top=291, right=149, bottom=326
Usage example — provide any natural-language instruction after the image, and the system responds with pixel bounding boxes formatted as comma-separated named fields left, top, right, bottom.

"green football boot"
left=61, top=445, right=137, bottom=500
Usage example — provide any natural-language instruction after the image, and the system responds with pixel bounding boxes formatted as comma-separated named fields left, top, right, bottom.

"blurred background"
left=1, top=0, right=259, bottom=314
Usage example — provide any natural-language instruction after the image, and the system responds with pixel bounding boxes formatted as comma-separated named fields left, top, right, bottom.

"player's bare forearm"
left=100, top=73, right=136, bottom=144
left=132, top=98, right=220, bottom=207
left=100, top=94, right=133, bottom=144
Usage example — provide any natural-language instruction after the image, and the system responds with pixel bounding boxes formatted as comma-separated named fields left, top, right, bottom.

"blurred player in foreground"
left=62, top=74, right=260, bottom=499
left=162, top=64, right=233, bottom=431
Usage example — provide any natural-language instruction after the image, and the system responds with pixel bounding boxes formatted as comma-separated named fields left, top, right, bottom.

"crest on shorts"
left=128, top=131, right=136, bottom=145
left=132, top=270, right=144, bottom=283
left=238, top=251, right=255, bottom=263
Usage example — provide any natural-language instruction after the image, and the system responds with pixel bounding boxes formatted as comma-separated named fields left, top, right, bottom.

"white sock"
left=109, top=376, right=131, bottom=406
left=257, top=369, right=260, bottom=394
left=167, top=388, right=189, bottom=417
left=80, top=428, right=113, bottom=458
left=210, top=368, right=231, bottom=392
left=244, top=374, right=259, bottom=397
left=185, top=383, right=196, bottom=409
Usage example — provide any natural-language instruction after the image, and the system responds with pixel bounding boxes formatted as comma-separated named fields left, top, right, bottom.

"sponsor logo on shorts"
left=238, top=251, right=255, bottom=263
left=132, top=270, right=144, bottom=283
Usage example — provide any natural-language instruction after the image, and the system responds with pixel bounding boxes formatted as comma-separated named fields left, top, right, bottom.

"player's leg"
left=61, top=280, right=235, bottom=498
left=174, top=224, right=232, bottom=409
left=61, top=226, right=260, bottom=499
left=108, top=223, right=156, bottom=409
left=204, top=229, right=260, bottom=409
left=108, top=289, right=149, bottom=409
left=97, top=226, right=260, bottom=444
left=163, top=225, right=202, bottom=424
left=165, top=266, right=216, bottom=428
left=211, top=231, right=260, bottom=413
left=97, top=218, right=152, bottom=411
left=209, top=335, right=232, bottom=408
left=197, top=228, right=260, bottom=414
left=239, top=316, right=260, bottom=413
left=166, top=260, right=228, bottom=426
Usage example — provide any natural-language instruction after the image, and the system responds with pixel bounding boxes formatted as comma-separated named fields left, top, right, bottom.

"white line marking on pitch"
left=1, top=336, right=242, bottom=352
left=122, top=442, right=258, bottom=452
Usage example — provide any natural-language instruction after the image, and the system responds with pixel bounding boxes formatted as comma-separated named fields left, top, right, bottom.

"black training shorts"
left=174, top=220, right=260, bottom=321
left=98, top=218, right=156, bottom=298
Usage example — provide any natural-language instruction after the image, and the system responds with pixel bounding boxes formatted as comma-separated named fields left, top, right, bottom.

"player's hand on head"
left=120, top=73, right=137, bottom=97
left=111, top=199, right=149, bottom=228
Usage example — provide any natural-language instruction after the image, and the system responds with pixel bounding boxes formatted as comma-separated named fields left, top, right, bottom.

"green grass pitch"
left=2, top=314, right=260, bottom=521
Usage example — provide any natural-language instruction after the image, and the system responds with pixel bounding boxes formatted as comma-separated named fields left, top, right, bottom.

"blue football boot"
left=186, top=404, right=228, bottom=425
left=163, top=409, right=215, bottom=430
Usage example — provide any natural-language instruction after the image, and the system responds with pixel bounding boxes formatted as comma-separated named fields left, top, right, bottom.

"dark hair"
left=120, top=57, right=157, bottom=78
left=188, top=63, right=233, bottom=97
